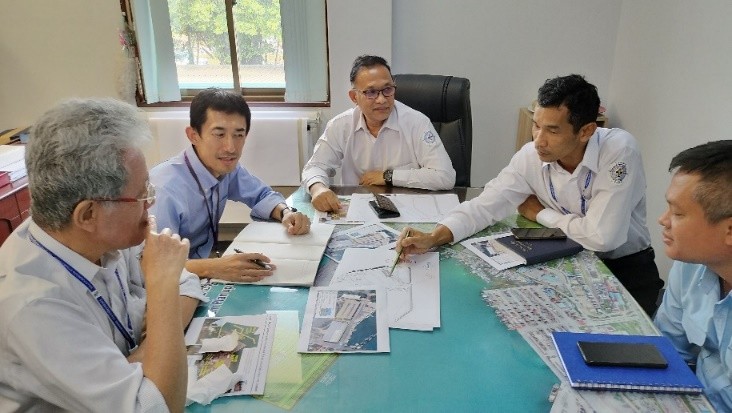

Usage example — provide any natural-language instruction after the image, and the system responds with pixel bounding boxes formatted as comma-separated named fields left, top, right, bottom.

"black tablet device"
left=577, top=341, right=668, bottom=369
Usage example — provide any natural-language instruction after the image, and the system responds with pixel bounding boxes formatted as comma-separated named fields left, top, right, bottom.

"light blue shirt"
left=654, top=261, right=732, bottom=411
left=150, top=146, right=285, bottom=258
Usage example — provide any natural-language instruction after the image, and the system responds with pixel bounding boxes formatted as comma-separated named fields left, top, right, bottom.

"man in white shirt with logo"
left=401, top=74, right=663, bottom=316
left=302, top=55, right=456, bottom=212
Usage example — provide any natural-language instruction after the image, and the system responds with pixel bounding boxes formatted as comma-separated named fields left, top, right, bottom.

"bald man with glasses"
left=302, top=54, right=456, bottom=212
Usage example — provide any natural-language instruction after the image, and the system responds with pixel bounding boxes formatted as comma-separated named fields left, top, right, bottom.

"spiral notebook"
left=551, top=331, right=703, bottom=394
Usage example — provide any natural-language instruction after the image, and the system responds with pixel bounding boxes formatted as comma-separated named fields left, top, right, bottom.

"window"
left=123, top=0, right=329, bottom=104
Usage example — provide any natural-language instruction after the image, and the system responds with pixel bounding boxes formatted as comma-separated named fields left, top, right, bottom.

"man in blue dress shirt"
left=654, top=140, right=732, bottom=411
left=150, top=88, right=311, bottom=283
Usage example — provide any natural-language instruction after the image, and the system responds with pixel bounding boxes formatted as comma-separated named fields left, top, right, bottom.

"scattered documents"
left=345, top=193, right=459, bottom=223
left=323, top=222, right=400, bottom=262
left=329, top=248, right=440, bottom=330
left=218, top=222, right=335, bottom=286
left=298, top=286, right=390, bottom=353
left=184, top=314, right=277, bottom=401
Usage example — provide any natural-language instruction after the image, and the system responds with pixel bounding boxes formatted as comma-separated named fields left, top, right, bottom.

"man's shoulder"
left=394, top=100, right=431, bottom=124
left=597, top=128, right=639, bottom=151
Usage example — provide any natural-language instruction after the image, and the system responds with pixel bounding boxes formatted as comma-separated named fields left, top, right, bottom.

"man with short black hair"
left=302, top=54, right=456, bottom=212
left=401, top=74, right=663, bottom=315
left=654, top=140, right=732, bottom=411
left=150, top=88, right=311, bottom=283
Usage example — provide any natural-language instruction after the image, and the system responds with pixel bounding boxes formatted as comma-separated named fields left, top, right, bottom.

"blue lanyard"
left=29, top=234, right=137, bottom=351
left=184, top=152, right=220, bottom=255
left=548, top=169, right=593, bottom=215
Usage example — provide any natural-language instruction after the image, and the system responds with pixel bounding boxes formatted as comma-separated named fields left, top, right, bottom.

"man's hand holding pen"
left=389, top=228, right=411, bottom=276
left=210, top=249, right=275, bottom=283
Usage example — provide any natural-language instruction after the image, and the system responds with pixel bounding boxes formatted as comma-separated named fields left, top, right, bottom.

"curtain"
left=280, top=0, right=328, bottom=103
left=131, top=0, right=181, bottom=103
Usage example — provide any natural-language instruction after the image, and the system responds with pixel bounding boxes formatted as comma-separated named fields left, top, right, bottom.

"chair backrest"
left=392, top=74, right=472, bottom=187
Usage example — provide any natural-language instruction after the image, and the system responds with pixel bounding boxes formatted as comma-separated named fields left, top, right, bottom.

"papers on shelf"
left=217, top=222, right=335, bottom=286
left=184, top=314, right=277, bottom=402
left=345, top=193, right=459, bottom=223
left=298, top=286, right=390, bottom=353
left=330, top=248, right=441, bottom=330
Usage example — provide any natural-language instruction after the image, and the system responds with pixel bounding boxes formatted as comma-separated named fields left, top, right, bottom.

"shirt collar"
left=184, top=145, right=221, bottom=190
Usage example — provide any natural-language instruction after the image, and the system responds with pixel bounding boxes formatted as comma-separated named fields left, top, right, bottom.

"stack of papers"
left=219, top=222, right=335, bottom=286
left=0, top=145, right=26, bottom=182
left=184, top=314, right=277, bottom=402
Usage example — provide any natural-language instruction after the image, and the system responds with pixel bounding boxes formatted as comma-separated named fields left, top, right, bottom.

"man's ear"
left=578, top=122, right=598, bottom=143
left=348, top=89, right=358, bottom=105
left=185, top=126, right=200, bottom=145
left=723, top=217, right=732, bottom=247
left=71, top=200, right=99, bottom=233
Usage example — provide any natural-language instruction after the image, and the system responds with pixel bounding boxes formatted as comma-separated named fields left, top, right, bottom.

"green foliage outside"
left=168, top=0, right=282, bottom=66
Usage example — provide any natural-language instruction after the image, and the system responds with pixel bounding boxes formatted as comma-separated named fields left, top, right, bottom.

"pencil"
left=388, top=229, right=410, bottom=276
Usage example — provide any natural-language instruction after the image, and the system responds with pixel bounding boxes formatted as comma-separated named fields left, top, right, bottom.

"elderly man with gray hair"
left=0, top=98, right=206, bottom=412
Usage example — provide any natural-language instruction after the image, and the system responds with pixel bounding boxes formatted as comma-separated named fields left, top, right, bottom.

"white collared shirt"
left=302, top=100, right=456, bottom=190
left=440, top=128, right=651, bottom=259
left=0, top=219, right=206, bottom=412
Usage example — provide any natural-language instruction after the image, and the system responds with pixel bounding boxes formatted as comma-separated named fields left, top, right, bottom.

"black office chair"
left=392, top=74, right=472, bottom=187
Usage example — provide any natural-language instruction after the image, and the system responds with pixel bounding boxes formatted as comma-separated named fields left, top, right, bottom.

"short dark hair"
left=537, top=74, right=601, bottom=133
left=190, top=88, right=251, bottom=134
left=349, top=55, right=392, bottom=84
left=669, top=140, right=732, bottom=223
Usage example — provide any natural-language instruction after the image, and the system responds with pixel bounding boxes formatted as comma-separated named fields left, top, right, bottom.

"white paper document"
left=329, top=248, right=441, bottom=331
left=461, top=232, right=525, bottom=270
left=298, top=286, right=390, bottom=353
left=184, top=314, right=277, bottom=398
left=323, top=222, right=400, bottom=262
left=345, top=193, right=460, bottom=223
left=217, top=222, right=335, bottom=286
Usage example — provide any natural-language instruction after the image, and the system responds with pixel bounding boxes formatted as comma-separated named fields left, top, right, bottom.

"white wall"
left=608, top=0, right=732, bottom=278
left=392, top=0, right=622, bottom=185
left=0, top=1, right=122, bottom=127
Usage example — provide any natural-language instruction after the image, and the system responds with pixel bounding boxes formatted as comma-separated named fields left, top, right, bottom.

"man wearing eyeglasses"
left=302, top=55, right=456, bottom=212
left=0, top=98, right=206, bottom=412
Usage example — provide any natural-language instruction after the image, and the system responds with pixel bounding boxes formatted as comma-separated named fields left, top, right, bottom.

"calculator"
left=369, top=194, right=400, bottom=218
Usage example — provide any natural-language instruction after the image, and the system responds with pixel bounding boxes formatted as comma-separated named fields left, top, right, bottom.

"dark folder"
left=495, top=235, right=583, bottom=266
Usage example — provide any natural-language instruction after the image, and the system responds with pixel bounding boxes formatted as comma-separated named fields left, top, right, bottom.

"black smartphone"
left=511, top=227, right=567, bottom=240
left=369, top=200, right=400, bottom=218
left=577, top=341, right=668, bottom=369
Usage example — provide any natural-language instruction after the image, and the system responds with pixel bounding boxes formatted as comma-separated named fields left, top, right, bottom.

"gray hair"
left=26, top=98, right=151, bottom=230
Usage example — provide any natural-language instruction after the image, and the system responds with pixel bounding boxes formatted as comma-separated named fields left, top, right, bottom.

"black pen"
left=234, top=248, right=272, bottom=269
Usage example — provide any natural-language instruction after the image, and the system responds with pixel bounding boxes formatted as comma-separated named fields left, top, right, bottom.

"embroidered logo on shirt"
left=609, top=162, right=628, bottom=184
left=423, top=131, right=436, bottom=144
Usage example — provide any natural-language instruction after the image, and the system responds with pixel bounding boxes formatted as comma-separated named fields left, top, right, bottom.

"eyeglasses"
left=93, top=182, right=156, bottom=207
left=356, top=85, right=397, bottom=100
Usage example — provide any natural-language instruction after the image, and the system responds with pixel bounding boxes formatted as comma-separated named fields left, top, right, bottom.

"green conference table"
left=187, top=186, right=557, bottom=412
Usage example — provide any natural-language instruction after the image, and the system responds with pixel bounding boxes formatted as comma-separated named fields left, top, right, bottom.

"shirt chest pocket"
left=681, top=313, right=708, bottom=347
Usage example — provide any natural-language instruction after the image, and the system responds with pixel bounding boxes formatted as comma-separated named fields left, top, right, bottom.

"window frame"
left=120, top=0, right=331, bottom=107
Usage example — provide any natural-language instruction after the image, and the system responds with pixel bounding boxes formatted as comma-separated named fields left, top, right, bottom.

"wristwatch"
left=280, top=205, right=298, bottom=221
left=383, top=169, right=393, bottom=187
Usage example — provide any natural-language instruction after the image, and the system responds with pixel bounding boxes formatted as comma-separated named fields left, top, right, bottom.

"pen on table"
left=388, top=229, right=410, bottom=276
left=234, top=248, right=272, bottom=270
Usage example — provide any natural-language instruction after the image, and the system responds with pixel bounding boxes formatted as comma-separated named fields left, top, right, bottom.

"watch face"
left=383, top=169, right=393, bottom=183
